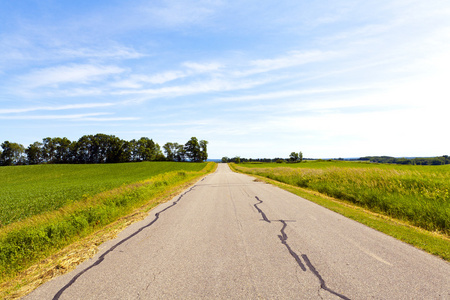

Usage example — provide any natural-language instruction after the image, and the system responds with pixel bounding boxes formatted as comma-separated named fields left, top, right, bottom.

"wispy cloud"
left=113, top=76, right=272, bottom=99
left=0, top=112, right=139, bottom=121
left=250, top=50, right=336, bottom=72
left=0, top=103, right=116, bottom=114
left=19, top=64, right=124, bottom=89
left=56, top=46, right=145, bottom=60
left=0, top=113, right=108, bottom=120
left=213, top=85, right=381, bottom=103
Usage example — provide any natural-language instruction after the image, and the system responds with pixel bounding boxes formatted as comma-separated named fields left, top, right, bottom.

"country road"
left=26, top=163, right=450, bottom=299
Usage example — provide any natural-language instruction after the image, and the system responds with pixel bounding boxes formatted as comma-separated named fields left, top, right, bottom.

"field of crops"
left=233, top=161, right=450, bottom=235
left=0, top=162, right=207, bottom=228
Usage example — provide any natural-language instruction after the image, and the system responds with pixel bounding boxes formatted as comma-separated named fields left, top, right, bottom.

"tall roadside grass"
left=233, top=162, right=450, bottom=236
left=0, top=162, right=215, bottom=282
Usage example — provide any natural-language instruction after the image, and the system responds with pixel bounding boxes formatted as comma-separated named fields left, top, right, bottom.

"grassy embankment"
left=231, top=161, right=450, bottom=260
left=0, top=162, right=216, bottom=290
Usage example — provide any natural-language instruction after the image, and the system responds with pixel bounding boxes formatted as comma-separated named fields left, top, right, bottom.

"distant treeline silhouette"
left=222, top=155, right=450, bottom=165
left=356, top=156, right=450, bottom=165
left=0, top=134, right=208, bottom=166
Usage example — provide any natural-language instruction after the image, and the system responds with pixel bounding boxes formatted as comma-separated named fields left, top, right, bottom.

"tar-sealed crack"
left=254, top=196, right=270, bottom=223
left=254, top=196, right=350, bottom=300
left=278, top=220, right=307, bottom=272
left=52, top=185, right=198, bottom=300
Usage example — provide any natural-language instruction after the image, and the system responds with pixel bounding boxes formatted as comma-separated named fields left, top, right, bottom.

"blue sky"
left=1, top=1, right=449, bottom=159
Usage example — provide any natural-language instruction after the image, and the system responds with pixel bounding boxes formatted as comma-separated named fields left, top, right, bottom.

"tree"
left=42, top=137, right=56, bottom=163
left=163, top=142, right=175, bottom=161
left=163, top=142, right=184, bottom=161
left=154, top=143, right=165, bottom=161
left=289, top=152, right=299, bottom=162
left=221, top=157, right=229, bottom=163
left=92, top=134, right=111, bottom=163
left=199, top=140, right=208, bottom=162
left=183, top=137, right=208, bottom=162
left=299, top=151, right=303, bottom=162
left=26, top=142, right=43, bottom=165
left=54, top=137, right=72, bottom=164
left=76, top=135, right=93, bottom=164
left=136, top=137, right=158, bottom=161
left=184, top=137, right=201, bottom=162
left=0, top=141, right=25, bottom=166
left=175, top=144, right=186, bottom=162
left=106, top=136, right=128, bottom=163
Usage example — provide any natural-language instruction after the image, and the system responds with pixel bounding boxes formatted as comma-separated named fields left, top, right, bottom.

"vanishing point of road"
left=26, top=164, right=450, bottom=299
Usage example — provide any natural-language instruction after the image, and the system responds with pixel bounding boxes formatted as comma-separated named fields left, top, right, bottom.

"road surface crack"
left=278, top=220, right=307, bottom=271
left=254, top=196, right=271, bottom=223
left=254, top=196, right=350, bottom=300
left=52, top=185, right=197, bottom=300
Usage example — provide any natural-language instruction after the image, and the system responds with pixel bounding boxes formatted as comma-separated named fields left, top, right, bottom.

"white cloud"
left=57, top=46, right=145, bottom=60
left=113, top=76, right=271, bottom=100
left=0, top=113, right=108, bottom=120
left=110, top=62, right=222, bottom=89
left=250, top=50, right=334, bottom=71
left=0, top=103, right=116, bottom=114
left=0, top=112, right=139, bottom=122
left=213, top=85, right=381, bottom=103
left=19, top=64, right=124, bottom=89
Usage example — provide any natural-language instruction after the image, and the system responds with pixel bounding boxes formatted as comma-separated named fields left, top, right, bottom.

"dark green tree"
left=137, top=137, right=158, bottom=161
left=26, top=142, right=43, bottom=165
left=199, top=140, right=208, bottom=162
left=163, top=142, right=176, bottom=161
left=184, top=137, right=201, bottom=162
left=54, top=137, right=72, bottom=163
left=0, top=141, right=25, bottom=166
left=106, top=136, right=128, bottom=163
left=175, top=143, right=186, bottom=162
left=289, top=152, right=299, bottom=162
left=42, top=137, right=56, bottom=163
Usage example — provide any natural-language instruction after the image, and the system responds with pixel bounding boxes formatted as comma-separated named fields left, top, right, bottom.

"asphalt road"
left=26, top=164, right=450, bottom=299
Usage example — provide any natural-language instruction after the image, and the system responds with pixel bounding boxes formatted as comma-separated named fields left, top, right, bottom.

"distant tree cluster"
left=358, top=156, right=450, bottom=165
left=289, top=151, right=303, bottom=163
left=222, top=151, right=304, bottom=164
left=0, top=135, right=208, bottom=166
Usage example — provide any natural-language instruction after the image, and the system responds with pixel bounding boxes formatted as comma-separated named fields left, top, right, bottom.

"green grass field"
left=0, top=162, right=207, bottom=227
left=234, top=161, right=450, bottom=235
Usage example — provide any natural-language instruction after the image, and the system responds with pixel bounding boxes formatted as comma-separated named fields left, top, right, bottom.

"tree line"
left=222, top=151, right=304, bottom=164
left=357, top=156, right=450, bottom=165
left=0, top=135, right=208, bottom=166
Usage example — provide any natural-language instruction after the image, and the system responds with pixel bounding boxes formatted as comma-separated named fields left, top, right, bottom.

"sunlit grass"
left=0, top=162, right=207, bottom=227
left=234, top=161, right=450, bottom=235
